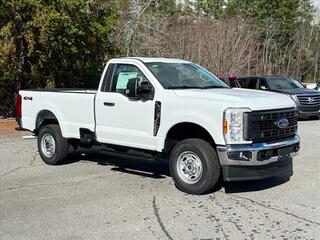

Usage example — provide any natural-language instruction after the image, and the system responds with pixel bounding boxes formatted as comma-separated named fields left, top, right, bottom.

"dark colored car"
left=238, top=76, right=320, bottom=119
left=316, top=80, right=320, bottom=90
left=217, top=75, right=241, bottom=88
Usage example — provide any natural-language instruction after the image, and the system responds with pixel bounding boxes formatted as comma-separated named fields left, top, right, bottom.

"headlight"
left=223, top=108, right=251, bottom=144
left=290, top=95, right=298, bottom=104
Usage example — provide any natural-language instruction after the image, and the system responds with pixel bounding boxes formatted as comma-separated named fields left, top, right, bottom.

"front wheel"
left=169, top=138, right=221, bottom=194
left=38, top=124, right=69, bottom=165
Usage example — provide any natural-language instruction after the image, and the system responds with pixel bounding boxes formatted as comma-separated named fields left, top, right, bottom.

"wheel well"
left=35, top=110, right=59, bottom=134
left=164, top=122, right=216, bottom=155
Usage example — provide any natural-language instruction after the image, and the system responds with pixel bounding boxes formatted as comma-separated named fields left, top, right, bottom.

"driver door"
left=95, top=64, right=157, bottom=150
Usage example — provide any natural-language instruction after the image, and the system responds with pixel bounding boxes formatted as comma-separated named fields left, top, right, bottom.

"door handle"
left=104, top=102, right=115, bottom=107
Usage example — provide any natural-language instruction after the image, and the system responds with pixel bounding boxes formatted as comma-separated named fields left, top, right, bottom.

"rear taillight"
left=15, top=94, right=22, bottom=119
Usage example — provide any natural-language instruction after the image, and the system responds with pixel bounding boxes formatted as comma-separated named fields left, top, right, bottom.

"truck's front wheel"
left=38, top=124, right=69, bottom=165
left=169, top=138, right=221, bottom=194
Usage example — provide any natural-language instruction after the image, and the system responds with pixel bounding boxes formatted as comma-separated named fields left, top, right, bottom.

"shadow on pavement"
left=64, top=147, right=171, bottom=179
left=223, top=176, right=290, bottom=193
left=63, top=147, right=291, bottom=193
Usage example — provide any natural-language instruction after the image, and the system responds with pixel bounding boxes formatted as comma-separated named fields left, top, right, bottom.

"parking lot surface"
left=1, top=120, right=319, bottom=240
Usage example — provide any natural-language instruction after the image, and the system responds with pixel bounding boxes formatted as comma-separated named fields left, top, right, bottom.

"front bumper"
left=298, top=110, right=320, bottom=118
left=297, top=105, right=320, bottom=118
left=217, top=135, right=300, bottom=181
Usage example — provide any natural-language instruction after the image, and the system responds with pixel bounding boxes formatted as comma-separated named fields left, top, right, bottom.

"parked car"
left=16, top=58, right=300, bottom=194
left=217, top=75, right=241, bottom=88
left=238, top=76, right=320, bottom=119
left=316, top=80, right=320, bottom=91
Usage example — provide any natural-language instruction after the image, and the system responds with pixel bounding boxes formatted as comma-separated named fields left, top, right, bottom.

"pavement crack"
left=152, top=196, right=174, bottom=240
left=1, top=151, right=39, bottom=177
left=1, top=167, right=24, bottom=177
left=207, top=194, right=230, bottom=239
left=30, top=151, right=38, bottom=166
left=208, top=213, right=229, bottom=240
left=228, top=193, right=320, bottom=226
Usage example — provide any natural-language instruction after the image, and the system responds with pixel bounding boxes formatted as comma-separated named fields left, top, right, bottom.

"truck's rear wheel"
left=38, top=124, right=69, bottom=165
left=169, top=138, right=221, bottom=194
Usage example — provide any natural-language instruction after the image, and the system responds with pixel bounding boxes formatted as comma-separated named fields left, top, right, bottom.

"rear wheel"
left=38, top=124, right=69, bottom=165
left=169, top=138, right=221, bottom=194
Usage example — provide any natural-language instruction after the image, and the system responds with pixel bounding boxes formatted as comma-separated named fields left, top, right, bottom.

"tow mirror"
left=126, top=78, right=154, bottom=100
left=138, top=81, right=154, bottom=100
left=126, top=78, right=139, bottom=99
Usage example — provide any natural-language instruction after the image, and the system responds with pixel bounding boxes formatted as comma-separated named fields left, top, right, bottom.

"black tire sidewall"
left=38, top=125, right=66, bottom=165
left=169, top=139, right=220, bottom=194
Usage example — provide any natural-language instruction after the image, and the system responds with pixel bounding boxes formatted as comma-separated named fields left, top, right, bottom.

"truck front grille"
left=244, top=108, right=298, bottom=142
left=297, top=94, right=320, bottom=106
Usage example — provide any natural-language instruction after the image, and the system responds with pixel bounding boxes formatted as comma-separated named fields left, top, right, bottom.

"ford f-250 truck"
left=16, top=57, right=300, bottom=194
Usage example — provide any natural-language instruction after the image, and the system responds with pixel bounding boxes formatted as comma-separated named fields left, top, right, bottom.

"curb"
left=0, top=119, right=18, bottom=130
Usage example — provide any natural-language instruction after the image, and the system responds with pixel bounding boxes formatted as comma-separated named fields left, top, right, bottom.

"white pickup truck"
left=16, top=57, right=300, bottom=194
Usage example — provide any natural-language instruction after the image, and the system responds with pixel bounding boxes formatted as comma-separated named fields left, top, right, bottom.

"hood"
left=173, top=88, right=295, bottom=111
left=272, top=88, right=320, bottom=95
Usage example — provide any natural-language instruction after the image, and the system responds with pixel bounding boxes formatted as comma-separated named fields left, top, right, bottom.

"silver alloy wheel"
left=177, top=151, right=203, bottom=184
left=41, top=133, right=56, bottom=158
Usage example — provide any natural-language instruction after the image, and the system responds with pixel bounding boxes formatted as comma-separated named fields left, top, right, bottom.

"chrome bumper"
left=217, top=135, right=300, bottom=166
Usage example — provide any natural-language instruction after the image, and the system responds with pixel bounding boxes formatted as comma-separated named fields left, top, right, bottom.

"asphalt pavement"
left=0, top=120, right=319, bottom=240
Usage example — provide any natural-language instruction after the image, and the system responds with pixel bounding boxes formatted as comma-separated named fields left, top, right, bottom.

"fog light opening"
left=227, top=151, right=252, bottom=161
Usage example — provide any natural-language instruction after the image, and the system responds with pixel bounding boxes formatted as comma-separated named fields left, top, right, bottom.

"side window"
left=111, top=64, right=149, bottom=96
left=229, top=80, right=236, bottom=87
left=248, top=78, right=258, bottom=89
left=101, top=63, right=115, bottom=92
left=257, top=79, right=268, bottom=90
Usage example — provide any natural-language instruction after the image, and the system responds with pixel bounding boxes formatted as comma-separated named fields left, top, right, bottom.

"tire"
left=37, top=124, right=69, bottom=165
left=169, top=138, right=221, bottom=195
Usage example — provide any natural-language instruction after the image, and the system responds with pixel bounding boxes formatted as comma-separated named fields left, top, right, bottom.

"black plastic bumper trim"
left=223, top=157, right=293, bottom=181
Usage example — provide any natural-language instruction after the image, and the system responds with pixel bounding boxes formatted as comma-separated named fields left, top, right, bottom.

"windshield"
left=145, top=62, right=227, bottom=89
left=266, top=77, right=304, bottom=90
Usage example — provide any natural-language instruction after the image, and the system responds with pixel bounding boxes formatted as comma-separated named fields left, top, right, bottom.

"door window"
left=248, top=78, right=258, bottom=89
left=257, top=79, right=269, bottom=90
left=111, top=64, right=149, bottom=96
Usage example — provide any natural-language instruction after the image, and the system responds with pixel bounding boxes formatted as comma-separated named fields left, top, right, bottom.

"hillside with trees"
left=0, top=0, right=319, bottom=116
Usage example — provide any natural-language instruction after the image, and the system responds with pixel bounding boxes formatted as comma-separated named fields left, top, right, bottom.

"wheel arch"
left=35, top=110, right=60, bottom=134
left=163, top=122, right=216, bottom=155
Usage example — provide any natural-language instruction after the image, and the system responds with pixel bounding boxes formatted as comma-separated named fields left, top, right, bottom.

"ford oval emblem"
left=276, top=118, right=289, bottom=129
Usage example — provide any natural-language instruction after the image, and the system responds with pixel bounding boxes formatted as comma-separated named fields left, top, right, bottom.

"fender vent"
left=153, top=101, right=161, bottom=136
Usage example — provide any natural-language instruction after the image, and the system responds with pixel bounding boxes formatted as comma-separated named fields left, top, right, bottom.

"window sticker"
left=116, top=72, right=138, bottom=90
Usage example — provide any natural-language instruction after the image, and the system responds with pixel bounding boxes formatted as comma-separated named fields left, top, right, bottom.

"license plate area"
left=257, top=143, right=299, bottom=161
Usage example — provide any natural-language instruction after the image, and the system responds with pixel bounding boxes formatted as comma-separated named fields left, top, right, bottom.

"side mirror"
left=126, top=78, right=139, bottom=99
left=126, top=78, right=154, bottom=100
left=316, top=80, right=320, bottom=89
left=139, top=81, right=153, bottom=93
left=138, top=81, right=154, bottom=100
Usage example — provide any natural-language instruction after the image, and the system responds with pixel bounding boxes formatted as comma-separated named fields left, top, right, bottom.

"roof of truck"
left=117, top=57, right=191, bottom=63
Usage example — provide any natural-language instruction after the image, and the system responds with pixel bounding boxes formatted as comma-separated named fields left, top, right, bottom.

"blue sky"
left=312, top=0, right=320, bottom=8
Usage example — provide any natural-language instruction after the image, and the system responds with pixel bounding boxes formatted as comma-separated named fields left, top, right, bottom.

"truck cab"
left=17, top=58, right=300, bottom=194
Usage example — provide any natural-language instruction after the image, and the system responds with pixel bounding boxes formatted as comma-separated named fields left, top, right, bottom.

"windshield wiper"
left=167, top=85, right=226, bottom=89
left=198, top=86, right=226, bottom=89
left=167, top=86, right=204, bottom=89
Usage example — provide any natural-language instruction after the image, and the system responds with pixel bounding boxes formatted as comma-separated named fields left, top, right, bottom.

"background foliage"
left=0, top=0, right=319, bottom=116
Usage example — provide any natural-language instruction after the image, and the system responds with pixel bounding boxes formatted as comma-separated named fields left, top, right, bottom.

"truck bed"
left=24, top=88, right=97, bottom=94
left=20, top=89, right=96, bottom=139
